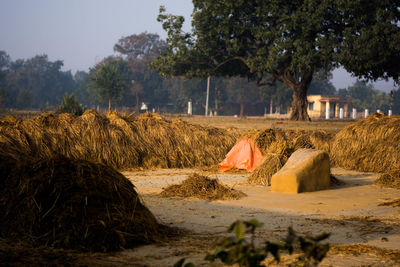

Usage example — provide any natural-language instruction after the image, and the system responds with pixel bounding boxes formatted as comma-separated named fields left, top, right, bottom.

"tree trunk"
left=270, top=98, right=273, bottom=114
left=108, top=98, right=111, bottom=112
left=239, top=103, right=244, bottom=117
left=215, top=98, right=218, bottom=116
left=135, top=92, right=139, bottom=112
left=290, top=84, right=310, bottom=121
left=278, top=68, right=313, bottom=121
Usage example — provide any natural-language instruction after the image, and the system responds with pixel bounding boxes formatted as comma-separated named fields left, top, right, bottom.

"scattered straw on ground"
left=0, top=155, right=171, bottom=252
left=378, top=198, right=400, bottom=207
left=160, top=173, right=246, bottom=200
left=329, top=244, right=400, bottom=264
left=375, top=169, right=400, bottom=189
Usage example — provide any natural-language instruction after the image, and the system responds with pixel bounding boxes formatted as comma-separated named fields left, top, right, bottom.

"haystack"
left=331, top=113, right=400, bottom=173
left=0, top=111, right=239, bottom=170
left=160, top=173, right=246, bottom=200
left=0, top=155, right=168, bottom=252
left=133, top=114, right=239, bottom=168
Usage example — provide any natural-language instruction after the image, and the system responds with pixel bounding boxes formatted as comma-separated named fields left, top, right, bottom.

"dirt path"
left=45, top=168, right=399, bottom=266
left=82, top=168, right=399, bottom=266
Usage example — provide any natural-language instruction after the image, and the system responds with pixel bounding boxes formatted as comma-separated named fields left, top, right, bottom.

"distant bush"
left=57, top=93, right=85, bottom=115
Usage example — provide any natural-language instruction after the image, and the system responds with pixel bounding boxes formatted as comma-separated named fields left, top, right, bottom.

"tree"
left=151, top=1, right=400, bottom=120
left=90, top=57, right=131, bottom=111
left=114, top=32, right=168, bottom=110
left=163, top=77, right=207, bottom=114
left=307, top=70, right=336, bottom=95
left=339, top=80, right=391, bottom=111
left=224, top=77, right=259, bottom=117
left=0, top=51, right=11, bottom=108
left=0, top=51, right=11, bottom=86
left=16, top=89, right=32, bottom=109
left=392, top=88, right=400, bottom=114
left=57, top=92, right=85, bottom=115
left=259, top=80, right=293, bottom=114
left=2, top=54, right=76, bottom=109
left=114, top=32, right=166, bottom=63
left=73, top=70, right=93, bottom=106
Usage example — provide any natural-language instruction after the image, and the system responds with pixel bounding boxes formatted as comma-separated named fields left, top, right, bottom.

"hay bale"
left=331, top=113, right=400, bottom=172
left=309, top=130, right=333, bottom=153
left=251, top=128, right=286, bottom=153
left=292, top=133, right=313, bottom=151
left=247, top=153, right=282, bottom=185
left=375, top=169, right=400, bottom=189
left=0, top=111, right=239, bottom=170
left=160, top=173, right=246, bottom=200
left=0, top=155, right=167, bottom=252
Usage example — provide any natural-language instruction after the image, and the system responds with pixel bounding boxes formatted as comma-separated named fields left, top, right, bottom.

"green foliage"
left=163, top=77, right=207, bottom=114
left=57, top=93, right=85, bottom=115
left=0, top=51, right=10, bottom=89
left=73, top=71, right=94, bottom=106
left=16, top=89, right=32, bottom=109
left=114, top=32, right=168, bottom=110
left=308, top=70, right=337, bottom=95
left=336, top=1, right=400, bottom=81
left=392, top=88, right=400, bottom=114
left=339, top=80, right=391, bottom=111
left=177, top=219, right=330, bottom=267
left=0, top=53, right=76, bottom=109
left=152, top=1, right=400, bottom=120
left=259, top=79, right=293, bottom=114
left=89, top=57, right=131, bottom=110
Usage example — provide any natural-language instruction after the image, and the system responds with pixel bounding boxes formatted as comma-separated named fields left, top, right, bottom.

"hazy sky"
left=0, top=0, right=394, bottom=92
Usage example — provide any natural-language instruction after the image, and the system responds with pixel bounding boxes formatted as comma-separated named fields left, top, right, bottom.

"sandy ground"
left=75, top=168, right=400, bottom=267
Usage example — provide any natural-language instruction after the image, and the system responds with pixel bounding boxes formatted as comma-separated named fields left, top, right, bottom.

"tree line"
left=0, top=32, right=399, bottom=116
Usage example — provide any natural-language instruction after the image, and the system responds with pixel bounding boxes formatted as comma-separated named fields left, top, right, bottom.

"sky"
left=0, top=0, right=394, bottom=92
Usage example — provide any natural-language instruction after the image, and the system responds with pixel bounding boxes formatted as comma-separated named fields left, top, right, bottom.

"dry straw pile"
left=0, top=110, right=239, bottom=169
left=375, top=170, right=400, bottom=189
left=0, top=111, right=238, bottom=252
left=331, top=113, right=400, bottom=188
left=247, top=128, right=334, bottom=185
left=331, top=113, right=400, bottom=172
left=160, top=173, right=246, bottom=200
left=0, top=155, right=169, bottom=252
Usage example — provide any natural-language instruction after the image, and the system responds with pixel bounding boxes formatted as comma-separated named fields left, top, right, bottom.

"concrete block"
left=271, top=149, right=330, bottom=193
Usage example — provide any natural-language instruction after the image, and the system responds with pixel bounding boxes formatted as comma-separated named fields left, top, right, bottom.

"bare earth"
left=78, top=168, right=400, bottom=266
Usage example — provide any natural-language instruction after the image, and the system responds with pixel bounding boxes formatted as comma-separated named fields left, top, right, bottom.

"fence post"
left=352, top=108, right=357, bottom=119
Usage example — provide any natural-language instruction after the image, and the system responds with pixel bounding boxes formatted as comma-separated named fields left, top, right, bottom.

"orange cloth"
left=219, top=138, right=264, bottom=172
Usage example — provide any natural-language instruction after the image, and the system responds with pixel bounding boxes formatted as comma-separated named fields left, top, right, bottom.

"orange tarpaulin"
left=219, top=138, right=264, bottom=172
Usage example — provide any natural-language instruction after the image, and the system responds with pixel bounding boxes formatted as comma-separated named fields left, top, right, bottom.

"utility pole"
left=205, top=76, right=210, bottom=116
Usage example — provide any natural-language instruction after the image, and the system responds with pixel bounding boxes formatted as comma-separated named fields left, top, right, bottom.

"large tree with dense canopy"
left=151, top=0, right=400, bottom=120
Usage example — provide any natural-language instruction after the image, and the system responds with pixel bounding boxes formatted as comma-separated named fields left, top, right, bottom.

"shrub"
left=176, top=219, right=330, bottom=267
left=57, top=93, right=85, bottom=115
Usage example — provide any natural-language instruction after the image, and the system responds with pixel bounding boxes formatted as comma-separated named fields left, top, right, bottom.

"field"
left=170, top=114, right=351, bottom=132
left=1, top=113, right=399, bottom=266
